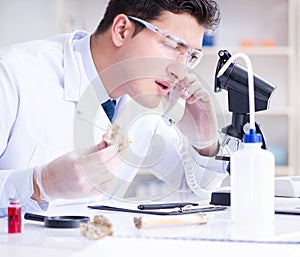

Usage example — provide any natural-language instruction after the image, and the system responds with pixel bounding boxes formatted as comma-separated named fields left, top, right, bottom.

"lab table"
left=1, top=195, right=300, bottom=257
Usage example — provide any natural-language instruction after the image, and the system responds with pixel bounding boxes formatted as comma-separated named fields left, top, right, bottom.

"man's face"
left=107, top=11, right=205, bottom=108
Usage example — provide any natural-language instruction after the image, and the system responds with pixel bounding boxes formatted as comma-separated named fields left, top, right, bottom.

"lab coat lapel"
left=63, top=30, right=88, bottom=102
left=63, top=31, right=112, bottom=148
left=73, top=80, right=111, bottom=149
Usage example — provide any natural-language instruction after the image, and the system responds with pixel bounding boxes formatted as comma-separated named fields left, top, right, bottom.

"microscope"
left=214, top=50, right=276, bottom=167
left=210, top=50, right=277, bottom=205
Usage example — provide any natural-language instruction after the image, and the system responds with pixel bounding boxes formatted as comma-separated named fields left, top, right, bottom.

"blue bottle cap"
left=243, top=129, right=262, bottom=143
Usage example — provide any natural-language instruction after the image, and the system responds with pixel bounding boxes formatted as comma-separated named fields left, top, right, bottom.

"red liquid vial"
left=8, top=198, right=22, bottom=233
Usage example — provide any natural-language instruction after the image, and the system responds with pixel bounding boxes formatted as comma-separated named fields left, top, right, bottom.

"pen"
left=137, top=202, right=199, bottom=210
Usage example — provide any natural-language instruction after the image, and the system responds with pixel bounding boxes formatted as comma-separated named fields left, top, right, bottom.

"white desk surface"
left=1, top=195, right=300, bottom=257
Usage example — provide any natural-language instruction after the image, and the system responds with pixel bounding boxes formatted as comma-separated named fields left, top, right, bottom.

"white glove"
left=33, top=141, right=120, bottom=201
left=175, top=71, right=219, bottom=156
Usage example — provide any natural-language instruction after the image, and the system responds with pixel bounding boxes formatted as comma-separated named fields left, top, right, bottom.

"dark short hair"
left=94, top=0, right=220, bottom=35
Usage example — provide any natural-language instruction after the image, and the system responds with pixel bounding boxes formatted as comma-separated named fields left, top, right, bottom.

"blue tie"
left=101, top=99, right=116, bottom=121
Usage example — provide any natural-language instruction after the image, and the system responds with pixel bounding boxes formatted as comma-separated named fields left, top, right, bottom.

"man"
left=0, top=0, right=228, bottom=216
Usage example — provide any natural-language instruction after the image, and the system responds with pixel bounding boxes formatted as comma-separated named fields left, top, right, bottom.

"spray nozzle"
left=243, top=128, right=262, bottom=143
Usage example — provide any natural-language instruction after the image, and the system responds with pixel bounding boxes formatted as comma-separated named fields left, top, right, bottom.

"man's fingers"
left=96, top=141, right=108, bottom=151
left=192, top=87, right=211, bottom=103
left=180, top=81, right=211, bottom=104
left=96, top=144, right=119, bottom=162
left=177, top=73, right=211, bottom=103
left=74, top=140, right=108, bottom=157
left=78, top=144, right=119, bottom=168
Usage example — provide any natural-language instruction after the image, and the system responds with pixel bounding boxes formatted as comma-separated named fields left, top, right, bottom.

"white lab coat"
left=0, top=31, right=227, bottom=216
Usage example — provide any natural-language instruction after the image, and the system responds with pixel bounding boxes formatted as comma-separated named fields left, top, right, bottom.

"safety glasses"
left=128, top=16, right=203, bottom=69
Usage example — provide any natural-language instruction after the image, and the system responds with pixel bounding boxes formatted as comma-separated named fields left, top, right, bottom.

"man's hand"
left=32, top=141, right=120, bottom=202
left=175, top=71, right=219, bottom=157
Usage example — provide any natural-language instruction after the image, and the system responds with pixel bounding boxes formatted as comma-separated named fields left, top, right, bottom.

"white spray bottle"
left=218, top=53, right=275, bottom=226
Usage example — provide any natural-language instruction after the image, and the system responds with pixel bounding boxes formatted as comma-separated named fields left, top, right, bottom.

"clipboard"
left=88, top=205, right=227, bottom=215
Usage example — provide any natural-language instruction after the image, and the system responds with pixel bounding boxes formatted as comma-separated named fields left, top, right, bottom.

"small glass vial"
left=8, top=198, right=22, bottom=233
